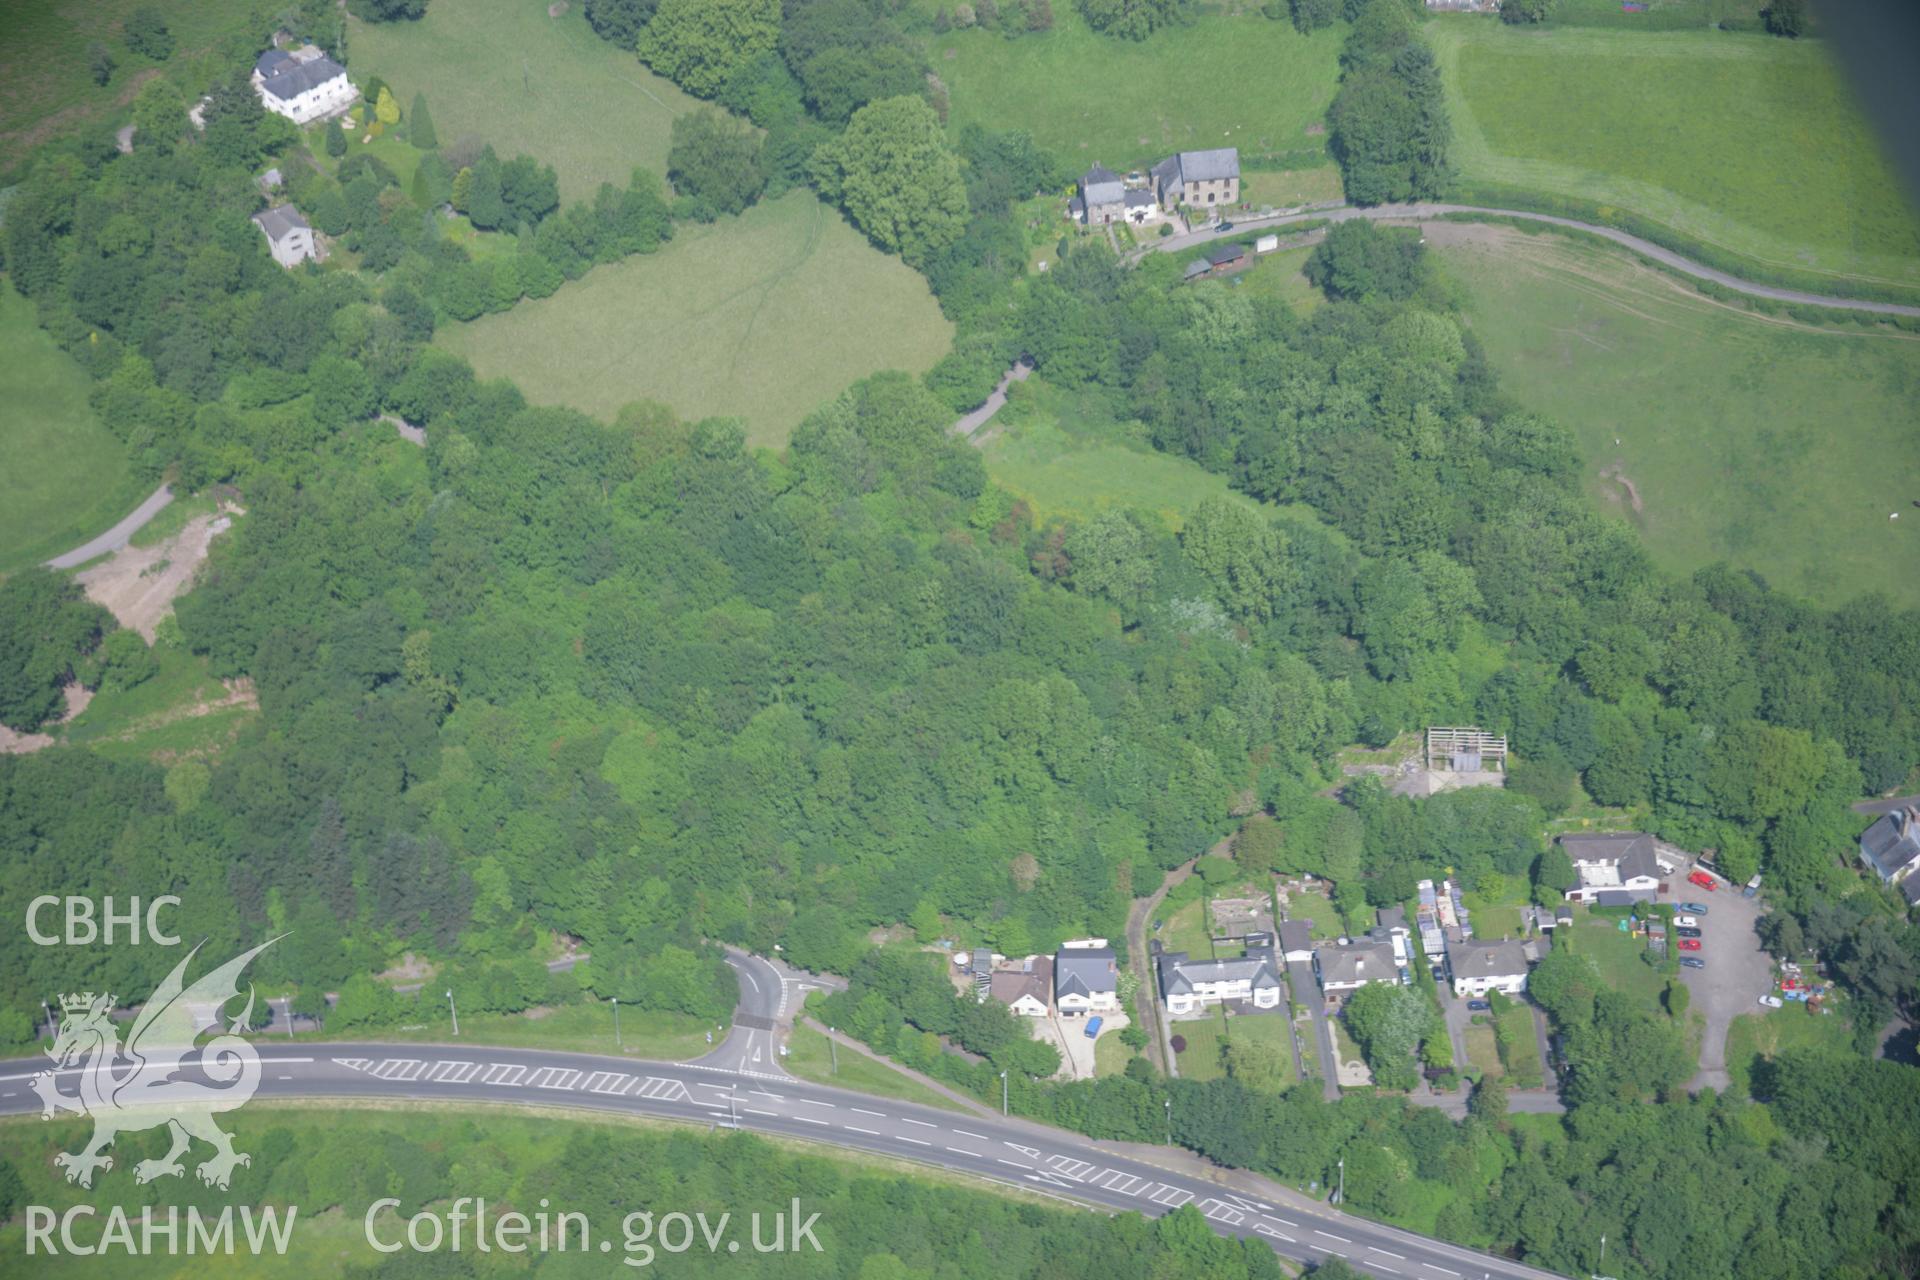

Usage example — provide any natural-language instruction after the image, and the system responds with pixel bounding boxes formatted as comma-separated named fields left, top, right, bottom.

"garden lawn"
left=1093, top=1028, right=1138, bottom=1077
left=1564, top=911, right=1670, bottom=1010
left=346, top=0, right=703, bottom=202
left=929, top=9, right=1342, bottom=172
left=783, top=1023, right=968, bottom=1112
left=0, top=281, right=140, bottom=572
left=1493, top=1002, right=1544, bottom=1089
left=1464, top=1019, right=1503, bottom=1080
left=1222, top=1013, right=1298, bottom=1091
left=0, top=0, right=279, bottom=179
left=1171, top=1011, right=1229, bottom=1082
left=1435, top=223, right=1920, bottom=608
left=1431, top=21, right=1920, bottom=294
left=437, top=191, right=953, bottom=447
left=1724, top=1005, right=1860, bottom=1098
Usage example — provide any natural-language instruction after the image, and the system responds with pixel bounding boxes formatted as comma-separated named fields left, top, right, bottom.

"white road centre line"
left=1372, top=1266, right=1400, bottom=1276
left=945, top=1146, right=976, bottom=1156
left=851, top=1107, right=886, bottom=1117
left=1314, top=1231, right=1351, bottom=1244
left=952, top=1129, right=988, bottom=1140
left=846, top=1126, right=880, bottom=1136
left=795, top=1116, right=829, bottom=1126
left=744, top=1108, right=778, bottom=1117
left=1423, top=1267, right=1460, bottom=1277
left=1372, top=1248, right=1405, bottom=1260
left=277, top=1073, right=292, bottom=1080
left=997, top=1159, right=1032, bottom=1169
left=898, top=1136, right=931, bottom=1146
left=901, top=1118, right=936, bottom=1128
left=752, top=1090, right=785, bottom=1101
left=796, top=1098, right=835, bottom=1108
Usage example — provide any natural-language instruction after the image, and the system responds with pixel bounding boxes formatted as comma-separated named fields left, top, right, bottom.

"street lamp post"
left=1000, top=1071, right=1009, bottom=1117
left=279, top=996, right=294, bottom=1039
left=42, top=999, right=56, bottom=1044
left=612, top=996, right=622, bottom=1050
left=1336, top=1157, right=1345, bottom=1206
left=1164, top=1097, right=1172, bottom=1145
left=828, top=1027, right=838, bottom=1074
left=446, top=989, right=459, bottom=1037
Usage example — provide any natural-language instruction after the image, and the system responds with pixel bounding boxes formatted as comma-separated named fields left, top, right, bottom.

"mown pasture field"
left=0, top=281, right=139, bottom=570
left=928, top=8, right=1343, bottom=175
left=436, top=191, right=953, bottom=447
left=346, top=0, right=702, bottom=201
left=1434, top=223, right=1920, bottom=608
left=1432, top=21, right=1920, bottom=294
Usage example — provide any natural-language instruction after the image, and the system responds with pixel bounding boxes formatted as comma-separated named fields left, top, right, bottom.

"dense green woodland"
left=1, top=2, right=1918, bottom=1278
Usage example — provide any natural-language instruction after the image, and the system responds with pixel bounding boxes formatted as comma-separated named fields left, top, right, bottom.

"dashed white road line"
left=1315, top=1231, right=1351, bottom=1244
left=1424, top=1267, right=1460, bottom=1276
left=898, top=1136, right=931, bottom=1147
left=997, top=1159, right=1031, bottom=1169
left=795, top=1116, right=829, bottom=1126
left=902, top=1118, right=936, bottom=1128
left=952, top=1129, right=988, bottom=1140
left=796, top=1098, right=834, bottom=1108
left=846, top=1126, right=880, bottom=1136
left=1372, top=1248, right=1405, bottom=1260
left=744, top=1108, right=777, bottom=1117
left=946, top=1146, right=976, bottom=1156
left=851, top=1107, right=886, bottom=1117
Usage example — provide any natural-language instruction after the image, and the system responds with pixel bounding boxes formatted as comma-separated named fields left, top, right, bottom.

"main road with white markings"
left=0, top=1035, right=1561, bottom=1280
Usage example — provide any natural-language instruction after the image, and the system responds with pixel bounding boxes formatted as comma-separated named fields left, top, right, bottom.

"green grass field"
left=1434, top=224, right=1920, bottom=607
left=437, top=191, right=952, bottom=446
left=982, top=377, right=1337, bottom=535
left=784, top=1023, right=969, bottom=1111
left=929, top=8, right=1342, bottom=173
left=0, top=0, right=279, bottom=179
left=1564, top=911, right=1672, bottom=1008
left=1724, top=1004, right=1859, bottom=1097
left=1432, top=21, right=1920, bottom=293
left=0, top=280, right=142, bottom=571
left=1491, top=1002, right=1545, bottom=1088
left=346, top=0, right=702, bottom=202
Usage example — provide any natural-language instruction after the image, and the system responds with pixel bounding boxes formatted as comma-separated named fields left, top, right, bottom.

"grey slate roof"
left=1278, top=920, right=1314, bottom=954
left=1182, top=259, right=1210, bottom=280
left=1123, top=188, right=1155, bottom=210
left=1377, top=906, right=1408, bottom=931
left=1561, top=832, right=1664, bottom=882
left=1054, top=947, right=1118, bottom=999
left=1859, top=807, right=1920, bottom=882
left=1178, top=147, right=1240, bottom=182
left=1316, top=940, right=1397, bottom=987
left=1080, top=163, right=1125, bottom=208
left=1203, top=243, right=1245, bottom=267
left=255, top=50, right=294, bottom=78
left=1447, top=938, right=1530, bottom=982
left=252, top=204, right=310, bottom=242
left=1594, top=888, right=1651, bottom=907
left=1157, top=949, right=1281, bottom=996
left=260, top=54, right=348, bottom=101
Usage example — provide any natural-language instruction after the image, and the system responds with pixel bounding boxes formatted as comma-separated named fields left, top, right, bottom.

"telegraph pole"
left=1164, top=1097, right=1172, bottom=1145
left=42, top=999, right=56, bottom=1044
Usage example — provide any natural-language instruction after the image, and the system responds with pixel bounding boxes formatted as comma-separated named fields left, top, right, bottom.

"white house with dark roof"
left=252, top=205, right=316, bottom=268
left=1860, top=804, right=1920, bottom=906
left=1277, top=919, right=1315, bottom=963
left=1559, top=832, right=1675, bottom=905
left=1053, top=942, right=1120, bottom=1016
left=1151, top=148, right=1240, bottom=213
left=1446, top=938, right=1531, bottom=998
left=1155, top=935, right=1283, bottom=1016
left=252, top=46, right=356, bottom=125
left=1313, top=938, right=1402, bottom=1000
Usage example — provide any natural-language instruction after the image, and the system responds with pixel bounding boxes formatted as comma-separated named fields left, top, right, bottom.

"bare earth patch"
left=1599, top=464, right=1645, bottom=515
left=76, top=504, right=240, bottom=640
left=0, top=684, right=93, bottom=756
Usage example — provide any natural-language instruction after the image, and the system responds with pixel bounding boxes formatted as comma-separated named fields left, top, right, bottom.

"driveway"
left=1131, top=203, right=1920, bottom=317
left=1676, top=878, right=1773, bottom=1093
left=1285, top=956, right=1340, bottom=1100
left=45, top=483, right=173, bottom=569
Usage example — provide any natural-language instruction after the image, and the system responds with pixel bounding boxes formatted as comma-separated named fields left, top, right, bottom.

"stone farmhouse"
left=1072, top=163, right=1158, bottom=226
left=252, top=46, right=356, bottom=125
left=1151, top=148, right=1240, bottom=212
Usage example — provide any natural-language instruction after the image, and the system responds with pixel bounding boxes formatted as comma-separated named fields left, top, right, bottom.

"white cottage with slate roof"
left=1560, top=832, right=1675, bottom=905
left=252, top=205, right=317, bottom=268
left=252, top=46, right=356, bottom=125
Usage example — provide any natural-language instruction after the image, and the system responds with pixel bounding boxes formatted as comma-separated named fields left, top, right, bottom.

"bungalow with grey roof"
left=1314, top=938, right=1402, bottom=1002
left=1446, top=938, right=1531, bottom=998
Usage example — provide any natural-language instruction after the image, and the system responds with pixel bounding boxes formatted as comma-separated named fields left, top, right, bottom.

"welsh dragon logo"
left=31, top=939, right=276, bottom=1190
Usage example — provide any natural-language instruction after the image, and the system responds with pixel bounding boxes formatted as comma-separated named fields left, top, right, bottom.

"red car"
left=1687, top=871, right=1718, bottom=892
left=1679, top=938, right=1702, bottom=951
